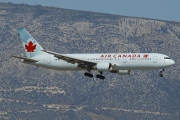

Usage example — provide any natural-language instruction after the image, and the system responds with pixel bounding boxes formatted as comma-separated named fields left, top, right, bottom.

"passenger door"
left=47, top=57, right=51, bottom=64
left=123, top=57, right=127, bottom=63
left=153, top=56, right=157, bottom=63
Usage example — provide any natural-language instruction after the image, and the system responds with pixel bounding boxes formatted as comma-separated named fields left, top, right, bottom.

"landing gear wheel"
left=159, top=69, right=164, bottom=77
left=96, top=74, right=105, bottom=80
left=84, top=72, right=93, bottom=78
left=100, top=76, right=105, bottom=80
left=84, top=72, right=89, bottom=76
left=88, top=74, right=93, bottom=78
left=159, top=74, right=163, bottom=77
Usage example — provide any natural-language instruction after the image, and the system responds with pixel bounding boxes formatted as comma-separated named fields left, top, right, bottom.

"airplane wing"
left=42, top=50, right=97, bottom=68
left=12, top=56, right=38, bottom=62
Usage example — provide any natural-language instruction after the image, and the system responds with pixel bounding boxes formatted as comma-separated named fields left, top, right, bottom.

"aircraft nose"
left=170, top=60, right=175, bottom=65
left=165, top=59, right=175, bottom=67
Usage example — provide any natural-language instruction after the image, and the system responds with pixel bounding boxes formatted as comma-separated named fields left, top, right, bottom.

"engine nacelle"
left=96, top=63, right=112, bottom=71
left=111, top=70, right=130, bottom=75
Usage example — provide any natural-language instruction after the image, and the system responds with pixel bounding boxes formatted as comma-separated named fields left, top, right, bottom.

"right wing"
left=12, top=56, right=38, bottom=62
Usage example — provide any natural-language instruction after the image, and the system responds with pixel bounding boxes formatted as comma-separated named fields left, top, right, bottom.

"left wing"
left=12, top=56, right=38, bottom=62
left=42, top=50, right=97, bottom=69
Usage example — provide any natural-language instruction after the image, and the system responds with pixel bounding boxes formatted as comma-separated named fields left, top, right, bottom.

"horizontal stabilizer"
left=12, top=56, right=38, bottom=62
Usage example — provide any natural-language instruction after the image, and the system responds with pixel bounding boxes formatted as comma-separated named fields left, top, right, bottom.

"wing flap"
left=12, top=56, right=38, bottom=62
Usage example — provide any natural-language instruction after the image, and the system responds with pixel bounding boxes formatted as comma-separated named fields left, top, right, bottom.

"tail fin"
left=18, top=28, right=44, bottom=58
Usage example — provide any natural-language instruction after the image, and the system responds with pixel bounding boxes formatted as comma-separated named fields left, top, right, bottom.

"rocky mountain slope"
left=0, top=2, right=179, bottom=120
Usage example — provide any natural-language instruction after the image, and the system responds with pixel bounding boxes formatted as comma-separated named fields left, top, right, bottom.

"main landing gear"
left=96, top=74, right=105, bottom=80
left=84, top=72, right=93, bottom=78
left=159, top=69, right=164, bottom=77
left=84, top=71, right=105, bottom=80
left=96, top=71, right=105, bottom=80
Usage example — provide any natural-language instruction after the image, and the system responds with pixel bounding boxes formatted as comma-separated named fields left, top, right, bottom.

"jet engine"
left=96, top=63, right=112, bottom=71
left=110, top=70, right=130, bottom=75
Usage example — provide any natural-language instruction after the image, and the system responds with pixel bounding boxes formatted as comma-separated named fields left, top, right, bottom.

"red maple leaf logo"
left=25, top=41, right=36, bottom=52
left=143, top=54, right=149, bottom=58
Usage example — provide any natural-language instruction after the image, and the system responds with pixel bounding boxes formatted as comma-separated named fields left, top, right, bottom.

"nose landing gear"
left=159, top=69, right=164, bottom=77
left=159, top=74, right=163, bottom=77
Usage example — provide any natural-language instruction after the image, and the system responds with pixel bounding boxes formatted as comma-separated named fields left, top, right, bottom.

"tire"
left=100, top=76, right=105, bottom=80
left=159, top=74, right=163, bottom=77
left=88, top=74, right=93, bottom=78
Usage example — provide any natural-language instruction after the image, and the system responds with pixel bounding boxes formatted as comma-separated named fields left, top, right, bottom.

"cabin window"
left=164, top=57, right=171, bottom=59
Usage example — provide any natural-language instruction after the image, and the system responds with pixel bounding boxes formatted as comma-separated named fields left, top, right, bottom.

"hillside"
left=0, top=2, right=179, bottom=120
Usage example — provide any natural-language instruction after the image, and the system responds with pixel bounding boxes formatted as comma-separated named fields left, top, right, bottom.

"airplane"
left=12, top=28, right=175, bottom=80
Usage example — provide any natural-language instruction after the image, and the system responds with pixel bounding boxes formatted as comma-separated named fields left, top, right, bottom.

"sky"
left=0, top=0, right=180, bottom=22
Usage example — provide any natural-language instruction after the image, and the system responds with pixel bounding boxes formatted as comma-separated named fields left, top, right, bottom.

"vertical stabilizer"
left=18, top=28, right=44, bottom=58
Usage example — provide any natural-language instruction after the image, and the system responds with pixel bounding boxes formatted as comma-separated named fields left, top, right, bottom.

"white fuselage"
left=24, top=53, right=175, bottom=71
left=15, top=28, right=175, bottom=79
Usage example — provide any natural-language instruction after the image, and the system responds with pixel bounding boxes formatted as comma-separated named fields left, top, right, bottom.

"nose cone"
left=171, top=60, right=175, bottom=65
left=169, top=60, right=175, bottom=66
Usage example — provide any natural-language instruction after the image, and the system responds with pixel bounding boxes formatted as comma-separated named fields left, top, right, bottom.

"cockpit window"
left=164, top=57, right=171, bottom=59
